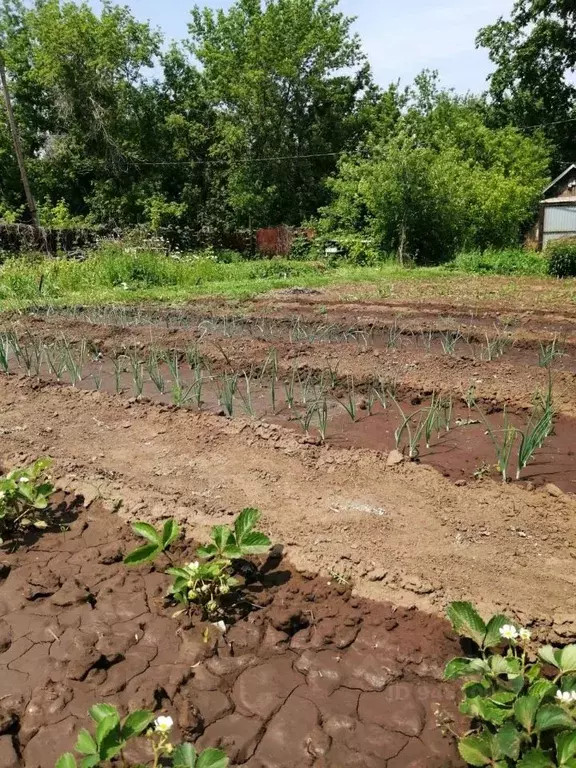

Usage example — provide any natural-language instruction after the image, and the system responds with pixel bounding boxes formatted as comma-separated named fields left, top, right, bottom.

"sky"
left=90, top=0, right=516, bottom=94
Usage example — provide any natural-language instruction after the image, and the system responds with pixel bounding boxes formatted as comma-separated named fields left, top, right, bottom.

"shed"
left=539, top=164, right=576, bottom=249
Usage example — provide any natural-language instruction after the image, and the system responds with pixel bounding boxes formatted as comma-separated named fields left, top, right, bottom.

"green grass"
left=451, top=248, right=547, bottom=277
left=0, top=247, right=450, bottom=308
left=0, top=245, right=567, bottom=312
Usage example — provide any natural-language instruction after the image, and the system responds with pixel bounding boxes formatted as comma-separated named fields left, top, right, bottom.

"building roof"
left=541, top=197, right=576, bottom=204
left=543, top=164, right=576, bottom=196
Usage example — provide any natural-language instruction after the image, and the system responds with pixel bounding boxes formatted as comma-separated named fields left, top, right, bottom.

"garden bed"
left=0, top=498, right=463, bottom=767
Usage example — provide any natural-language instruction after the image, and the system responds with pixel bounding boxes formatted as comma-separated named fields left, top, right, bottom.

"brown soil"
left=1, top=377, right=575, bottom=643
left=4, top=308, right=576, bottom=491
left=0, top=499, right=464, bottom=768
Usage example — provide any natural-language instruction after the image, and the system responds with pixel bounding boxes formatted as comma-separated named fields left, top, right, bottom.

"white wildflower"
left=499, top=624, right=519, bottom=641
left=154, top=715, right=173, bottom=733
left=18, top=477, right=29, bottom=484
left=187, top=561, right=199, bottom=571
left=519, top=628, right=532, bottom=642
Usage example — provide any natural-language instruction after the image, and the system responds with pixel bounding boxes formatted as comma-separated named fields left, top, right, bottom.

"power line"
left=116, top=114, right=576, bottom=168
left=132, top=150, right=344, bottom=166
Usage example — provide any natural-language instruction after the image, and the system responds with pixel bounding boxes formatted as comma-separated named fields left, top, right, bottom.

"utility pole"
left=0, top=53, right=39, bottom=227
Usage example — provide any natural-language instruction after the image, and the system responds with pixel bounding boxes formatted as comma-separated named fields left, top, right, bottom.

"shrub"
left=546, top=238, right=576, bottom=278
left=289, top=233, right=313, bottom=260
left=453, top=249, right=547, bottom=276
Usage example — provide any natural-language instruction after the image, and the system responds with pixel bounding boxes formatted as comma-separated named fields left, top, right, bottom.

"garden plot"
left=2, top=295, right=576, bottom=767
left=0, top=495, right=464, bottom=767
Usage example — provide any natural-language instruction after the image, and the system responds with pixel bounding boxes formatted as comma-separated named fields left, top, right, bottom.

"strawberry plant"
left=167, top=508, right=271, bottom=618
left=0, top=457, right=54, bottom=544
left=124, top=520, right=180, bottom=565
left=55, top=704, right=228, bottom=768
left=445, top=600, right=576, bottom=767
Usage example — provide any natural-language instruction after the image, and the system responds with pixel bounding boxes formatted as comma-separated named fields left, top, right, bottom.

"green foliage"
left=289, top=234, right=313, bottom=261
left=0, top=457, right=54, bottom=544
left=56, top=704, right=228, bottom=768
left=188, top=0, right=371, bottom=229
left=453, top=249, right=548, bottom=277
left=123, top=519, right=180, bottom=566
left=546, top=240, right=576, bottom=279
left=167, top=508, right=271, bottom=618
left=320, top=76, right=550, bottom=264
left=477, top=0, right=576, bottom=172
left=446, top=600, right=576, bottom=768
left=0, top=249, right=336, bottom=302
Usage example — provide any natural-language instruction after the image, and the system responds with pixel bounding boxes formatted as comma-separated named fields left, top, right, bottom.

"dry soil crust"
left=0, top=502, right=463, bottom=768
left=1, top=377, right=575, bottom=642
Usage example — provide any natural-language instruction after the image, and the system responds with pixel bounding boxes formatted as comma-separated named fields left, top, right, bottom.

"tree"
left=0, top=0, right=163, bottom=225
left=477, top=0, right=576, bottom=171
left=320, top=78, right=550, bottom=263
left=187, top=0, right=373, bottom=230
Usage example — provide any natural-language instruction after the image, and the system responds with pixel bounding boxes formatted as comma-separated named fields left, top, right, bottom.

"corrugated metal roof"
left=543, top=164, right=576, bottom=195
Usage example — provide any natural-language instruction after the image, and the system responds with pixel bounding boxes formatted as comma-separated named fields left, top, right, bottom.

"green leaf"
left=123, top=543, right=160, bottom=566
left=88, top=703, right=118, bottom=724
left=100, top=735, right=126, bottom=761
left=234, top=507, right=260, bottom=544
left=445, top=657, right=483, bottom=680
left=461, top=697, right=511, bottom=726
left=239, top=531, right=271, bottom=555
left=530, top=679, right=558, bottom=702
left=197, top=544, right=218, bottom=559
left=517, top=748, right=557, bottom=767
left=95, top=714, right=119, bottom=748
left=457, top=734, right=493, bottom=766
left=121, top=710, right=154, bottom=739
left=75, top=729, right=98, bottom=756
left=172, top=743, right=197, bottom=768
left=55, top=754, right=77, bottom=768
left=490, top=654, right=516, bottom=676
left=559, top=646, right=576, bottom=673
left=79, top=757, right=100, bottom=768
left=196, top=748, right=229, bottom=768
left=556, top=731, right=576, bottom=765
left=166, top=567, right=191, bottom=579
left=484, top=615, right=513, bottom=649
left=211, top=525, right=232, bottom=553
left=514, top=696, right=540, bottom=732
left=131, top=522, right=161, bottom=545
left=446, top=601, right=487, bottom=647
left=161, top=519, right=179, bottom=549
left=540, top=646, right=561, bottom=669
left=494, top=722, right=522, bottom=760
left=489, top=691, right=517, bottom=706
left=535, top=704, right=575, bottom=732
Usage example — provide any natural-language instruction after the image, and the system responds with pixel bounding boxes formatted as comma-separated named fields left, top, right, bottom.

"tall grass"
left=452, top=249, right=547, bottom=277
left=0, top=246, right=332, bottom=302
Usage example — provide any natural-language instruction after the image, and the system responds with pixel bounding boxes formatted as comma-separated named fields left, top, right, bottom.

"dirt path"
left=1, top=376, right=575, bottom=642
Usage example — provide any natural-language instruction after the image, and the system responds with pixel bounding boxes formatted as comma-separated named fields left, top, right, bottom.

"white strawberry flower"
left=187, top=561, right=199, bottom=571
left=556, top=690, right=573, bottom=704
left=499, top=624, right=519, bottom=641
left=519, top=628, right=531, bottom=641
left=154, top=715, right=173, bottom=733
